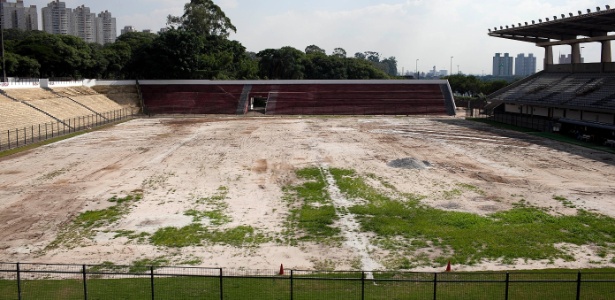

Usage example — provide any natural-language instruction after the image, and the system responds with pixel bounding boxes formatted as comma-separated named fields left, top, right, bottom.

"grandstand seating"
left=3, top=88, right=58, bottom=101
left=141, top=82, right=453, bottom=115
left=90, top=85, right=140, bottom=108
left=0, top=87, right=131, bottom=148
left=491, top=72, right=615, bottom=111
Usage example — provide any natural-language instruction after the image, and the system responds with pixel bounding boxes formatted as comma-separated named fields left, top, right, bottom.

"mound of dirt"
left=387, top=158, right=432, bottom=170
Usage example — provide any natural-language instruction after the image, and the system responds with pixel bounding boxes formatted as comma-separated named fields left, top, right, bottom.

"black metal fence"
left=1, top=263, right=614, bottom=300
left=0, top=108, right=137, bottom=151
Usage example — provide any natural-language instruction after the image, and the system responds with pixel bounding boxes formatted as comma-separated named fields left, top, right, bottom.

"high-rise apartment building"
left=73, top=5, right=96, bottom=43
left=97, top=11, right=116, bottom=44
left=515, top=53, right=536, bottom=76
left=42, top=1, right=116, bottom=45
left=493, top=53, right=514, bottom=76
left=42, top=0, right=73, bottom=35
left=1, top=0, right=38, bottom=31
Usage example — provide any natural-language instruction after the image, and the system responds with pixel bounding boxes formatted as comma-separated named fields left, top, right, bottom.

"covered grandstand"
left=139, top=80, right=457, bottom=116
left=487, top=5, right=615, bottom=145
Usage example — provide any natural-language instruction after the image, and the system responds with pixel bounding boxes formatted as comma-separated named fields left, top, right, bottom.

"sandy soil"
left=1, top=116, right=614, bottom=272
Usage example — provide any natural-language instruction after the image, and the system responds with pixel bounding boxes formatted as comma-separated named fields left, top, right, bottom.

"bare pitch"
left=1, top=116, right=614, bottom=271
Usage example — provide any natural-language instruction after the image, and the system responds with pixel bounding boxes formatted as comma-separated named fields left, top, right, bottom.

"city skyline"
left=13, top=0, right=615, bottom=75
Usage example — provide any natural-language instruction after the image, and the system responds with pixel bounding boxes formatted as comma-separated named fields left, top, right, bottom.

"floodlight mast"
left=0, top=3, right=6, bottom=82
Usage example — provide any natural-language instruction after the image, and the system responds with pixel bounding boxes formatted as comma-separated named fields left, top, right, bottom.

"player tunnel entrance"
left=249, top=94, right=268, bottom=114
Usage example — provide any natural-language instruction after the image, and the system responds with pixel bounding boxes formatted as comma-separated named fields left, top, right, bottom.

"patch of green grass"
left=130, top=257, right=171, bottom=273
left=442, top=183, right=485, bottom=200
left=150, top=224, right=268, bottom=248
left=185, top=187, right=231, bottom=225
left=47, top=192, right=143, bottom=249
left=282, top=167, right=341, bottom=244
left=113, top=230, right=150, bottom=242
left=554, top=195, right=576, bottom=208
left=330, top=168, right=615, bottom=268
left=443, top=189, right=463, bottom=200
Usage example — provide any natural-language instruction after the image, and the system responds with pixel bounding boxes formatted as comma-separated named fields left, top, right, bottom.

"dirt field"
left=1, top=116, right=614, bottom=272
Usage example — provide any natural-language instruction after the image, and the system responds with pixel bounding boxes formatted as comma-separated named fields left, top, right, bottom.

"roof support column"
left=571, top=43, right=582, bottom=64
left=602, top=40, right=612, bottom=63
left=543, top=46, right=553, bottom=69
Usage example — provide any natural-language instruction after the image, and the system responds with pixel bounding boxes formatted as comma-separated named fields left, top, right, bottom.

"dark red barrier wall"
left=140, top=80, right=455, bottom=116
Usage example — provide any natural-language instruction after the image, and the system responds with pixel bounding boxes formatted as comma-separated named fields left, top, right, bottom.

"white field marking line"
left=320, top=165, right=383, bottom=280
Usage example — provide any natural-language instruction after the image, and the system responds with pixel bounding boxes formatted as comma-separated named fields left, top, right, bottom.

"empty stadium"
left=0, top=5, right=615, bottom=292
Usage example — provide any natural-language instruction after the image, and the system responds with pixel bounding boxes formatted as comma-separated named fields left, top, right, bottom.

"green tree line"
left=0, top=0, right=398, bottom=80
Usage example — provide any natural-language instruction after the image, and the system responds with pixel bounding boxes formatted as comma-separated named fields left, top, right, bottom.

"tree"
left=305, top=45, right=325, bottom=55
left=137, top=29, right=205, bottom=79
left=332, top=48, right=346, bottom=58
left=346, top=58, right=389, bottom=79
left=167, top=0, right=237, bottom=38
left=257, top=47, right=305, bottom=79
left=304, top=55, right=347, bottom=79
left=16, top=32, right=93, bottom=78
left=379, top=56, right=398, bottom=77
left=1, top=52, right=40, bottom=77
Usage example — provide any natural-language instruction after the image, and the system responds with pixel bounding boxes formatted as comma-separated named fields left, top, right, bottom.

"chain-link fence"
left=0, top=108, right=137, bottom=151
left=1, top=263, right=614, bottom=300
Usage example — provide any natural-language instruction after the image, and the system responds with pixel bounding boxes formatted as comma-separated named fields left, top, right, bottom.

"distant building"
left=493, top=53, right=514, bottom=76
left=0, top=0, right=38, bottom=30
left=42, top=0, right=73, bottom=35
left=73, top=5, right=96, bottom=43
left=559, top=54, right=584, bottom=64
left=515, top=53, right=537, bottom=76
left=120, top=25, right=136, bottom=35
left=42, top=1, right=116, bottom=45
left=97, top=10, right=116, bottom=44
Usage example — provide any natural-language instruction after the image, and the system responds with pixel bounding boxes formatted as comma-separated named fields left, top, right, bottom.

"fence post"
left=38, top=124, right=41, bottom=142
left=16, top=129, right=19, bottom=147
left=23, top=127, right=26, bottom=146
left=7, top=130, right=10, bottom=149
left=150, top=266, right=155, bottom=300
left=576, top=272, right=582, bottom=300
left=290, top=269, right=294, bottom=300
left=433, top=273, right=437, bottom=300
left=82, top=264, right=88, bottom=300
left=505, top=272, right=510, bottom=300
left=31, top=126, right=33, bottom=144
left=219, top=268, right=223, bottom=300
left=361, top=271, right=365, bottom=300
left=16, top=263, right=22, bottom=300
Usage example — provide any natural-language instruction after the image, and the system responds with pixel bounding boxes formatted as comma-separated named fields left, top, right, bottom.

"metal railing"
left=0, top=108, right=137, bottom=151
left=0, top=263, right=614, bottom=300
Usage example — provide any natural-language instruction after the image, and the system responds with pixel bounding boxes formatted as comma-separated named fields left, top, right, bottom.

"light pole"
left=0, top=3, right=6, bottom=82
left=450, top=56, right=454, bottom=76
left=416, top=59, right=419, bottom=79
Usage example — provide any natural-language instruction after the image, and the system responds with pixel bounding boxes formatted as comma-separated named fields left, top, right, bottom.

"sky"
left=24, top=0, right=615, bottom=75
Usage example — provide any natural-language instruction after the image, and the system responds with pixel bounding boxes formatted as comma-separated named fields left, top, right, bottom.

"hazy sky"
left=25, top=0, right=614, bottom=75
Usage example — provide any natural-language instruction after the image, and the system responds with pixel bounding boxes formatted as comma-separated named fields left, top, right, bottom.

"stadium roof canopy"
left=488, top=6, right=615, bottom=46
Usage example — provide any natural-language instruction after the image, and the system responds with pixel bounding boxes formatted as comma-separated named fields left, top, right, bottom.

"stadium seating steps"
left=0, top=87, right=127, bottom=140
left=493, top=72, right=615, bottom=110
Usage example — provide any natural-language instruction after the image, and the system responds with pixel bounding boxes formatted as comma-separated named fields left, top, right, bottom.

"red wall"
left=141, top=82, right=452, bottom=115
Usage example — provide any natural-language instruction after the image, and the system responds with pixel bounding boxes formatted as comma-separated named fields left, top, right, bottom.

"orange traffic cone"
left=279, top=264, right=285, bottom=275
left=445, top=261, right=452, bottom=272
